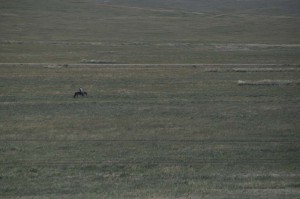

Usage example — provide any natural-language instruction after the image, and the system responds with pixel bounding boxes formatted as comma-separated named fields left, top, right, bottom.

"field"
left=1, top=63, right=299, bottom=198
left=0, top=0, right=300, bottom=198
left=1, top=0, right=300, bottom=64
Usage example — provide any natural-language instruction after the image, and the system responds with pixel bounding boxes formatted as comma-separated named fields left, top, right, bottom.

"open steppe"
left=0, top=0, right=299, bottom=198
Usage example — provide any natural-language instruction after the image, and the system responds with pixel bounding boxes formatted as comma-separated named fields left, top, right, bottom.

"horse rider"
left=79, top=87, right=84, bottom=94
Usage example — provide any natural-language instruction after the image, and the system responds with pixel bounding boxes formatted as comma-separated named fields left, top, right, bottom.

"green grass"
left=0, top=64, right=299, bottom=198
left=0, top=0, right=299, bottom=198
left=0, top=0, right=299, bottom=63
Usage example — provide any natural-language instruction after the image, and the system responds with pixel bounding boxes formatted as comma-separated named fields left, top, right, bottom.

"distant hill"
left=0, top=0, right=299, bottom=63
left=97, top=0, right=300, bottom=15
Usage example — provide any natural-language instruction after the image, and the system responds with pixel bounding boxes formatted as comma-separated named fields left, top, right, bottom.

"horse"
left=74, top=91, right=87, bottom=98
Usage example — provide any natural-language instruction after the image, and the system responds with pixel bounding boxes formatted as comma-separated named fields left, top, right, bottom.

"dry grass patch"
left=238, top=79, right=300, bottom=86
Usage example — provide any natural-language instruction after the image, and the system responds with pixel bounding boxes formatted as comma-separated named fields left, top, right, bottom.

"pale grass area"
left=238, top=79, right=300, bottom=85
left=233, top=67, right=300, bottom=72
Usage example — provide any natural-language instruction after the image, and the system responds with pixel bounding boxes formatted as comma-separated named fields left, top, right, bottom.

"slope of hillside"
left=0, top=0, right=299, bottom=63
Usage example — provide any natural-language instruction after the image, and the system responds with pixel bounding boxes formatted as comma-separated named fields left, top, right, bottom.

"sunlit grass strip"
left=205, top=67, right=300, bottom=72
left=238, top=80, right=300, bottom=86
left=233, top=68, right=300, bottom=72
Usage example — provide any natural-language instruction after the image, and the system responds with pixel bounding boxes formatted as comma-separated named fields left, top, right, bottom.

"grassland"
left=0, top=63, right=299, bottom=198
left=0, top=0, right=300, bottom=198
left=0, top=0, right=300, bottom=64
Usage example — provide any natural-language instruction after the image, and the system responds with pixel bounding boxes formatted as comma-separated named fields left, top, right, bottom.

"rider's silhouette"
left=79, top=88, right=84, bottom=94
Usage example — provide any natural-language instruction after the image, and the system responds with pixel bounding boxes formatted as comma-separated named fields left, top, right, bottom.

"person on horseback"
left=74, top=88, right=87, bottom=98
